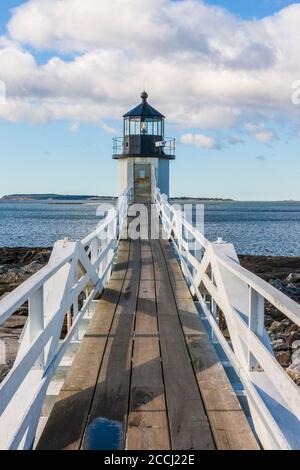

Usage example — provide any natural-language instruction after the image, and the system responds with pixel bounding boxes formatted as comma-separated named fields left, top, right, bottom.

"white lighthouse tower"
left=113, top=91, right=175, bottom=202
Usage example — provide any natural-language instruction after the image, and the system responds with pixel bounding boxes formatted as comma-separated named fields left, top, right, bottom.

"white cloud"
left=180, top=133, right=194, bottom=144
left=245, top=123, right=263, bottom=132
left=100, top=122, right=117, bottom=134
left=180, top=133, right=220, bottom=149
left=8, top=0, right=174, bottom=54
left=228, top=134, right=244, bottom=145
left=254, top=130, right=277, bottom=142
left=69, top=122, right=80, bottom=133
left=245, top=122, right=277, bottom=143
left=0, top=0, right=299, bottom=129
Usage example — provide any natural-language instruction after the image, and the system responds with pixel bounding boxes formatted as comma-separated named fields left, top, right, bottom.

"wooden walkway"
left=37, top=224, right=259, bottom=450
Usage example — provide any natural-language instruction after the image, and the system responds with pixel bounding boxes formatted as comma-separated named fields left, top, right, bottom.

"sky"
left=0, top=0, right=300, bottom=200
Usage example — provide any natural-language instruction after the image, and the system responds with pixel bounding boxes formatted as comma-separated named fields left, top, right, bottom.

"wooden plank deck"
left=37, top=217, right=259, bottom=451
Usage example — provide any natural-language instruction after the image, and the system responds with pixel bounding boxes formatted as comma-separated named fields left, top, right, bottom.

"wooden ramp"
left=37, top=229, right=259, bottom=450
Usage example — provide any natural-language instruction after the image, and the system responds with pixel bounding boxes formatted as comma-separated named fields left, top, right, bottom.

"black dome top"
left=123, top=91, right=165, bottom=119
left=141, top=90, right=148, bottom=102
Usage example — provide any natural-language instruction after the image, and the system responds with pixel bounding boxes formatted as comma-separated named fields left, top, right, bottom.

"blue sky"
left=1, top=0, right=298, bottom=27
left=204, top=0, right=299, bottom=18
left=0, top=0, right=300, bottom=200
left=0, top=1, right=24, bottom=31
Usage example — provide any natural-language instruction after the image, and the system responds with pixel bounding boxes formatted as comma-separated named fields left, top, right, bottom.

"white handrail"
left=0, top=249, right=74, bottom=324
left=0, top=188, right=132, bottom=450
left=154, top=186, right=300, bottom=450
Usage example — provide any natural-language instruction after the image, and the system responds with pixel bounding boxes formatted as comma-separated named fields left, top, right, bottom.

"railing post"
left=90, top=237, right=99, bottom=265
left=28, top=287, right=45, bottom=369
left=72, top=298, right=79, bottom=341
left=161, top=194, right=169, bottom=237
left=248, top=287, right=265, bottom=371
left=210, top=298, right=218, bottom=341
left=175, top=209, right=190, bottom=280
left=101, top=227, right=108, bottom=285
left=106, top=216, right=116, bottom=284
left=176, top=210, right=183, bottom=250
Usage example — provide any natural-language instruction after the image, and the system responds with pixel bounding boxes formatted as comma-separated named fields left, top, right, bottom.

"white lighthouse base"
left=119, top=157, right=170, bottom=202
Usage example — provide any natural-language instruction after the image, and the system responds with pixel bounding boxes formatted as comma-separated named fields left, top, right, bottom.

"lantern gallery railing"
left=112, top=136, right=175, bottom=158
left=0, top=188, right=132, bottom=450
left=154, top=187, right=300, bottom=450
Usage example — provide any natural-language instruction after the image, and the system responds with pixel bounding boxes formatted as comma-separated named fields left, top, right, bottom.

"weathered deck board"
left=110, top=240, right=130, bottom=280
left=81, top=238, right=140, bottom=450
left=151, top=239, right=215, bottom=450
left=127, top=240, right=170, bottom=450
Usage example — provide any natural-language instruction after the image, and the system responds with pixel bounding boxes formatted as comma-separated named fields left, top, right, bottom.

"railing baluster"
left=28, top=287, right=44, bottom=370
left=106, top=217, right=116, bottom=283
left=90, top=237, right=98, bottom=264
left=210, top=298, right=218, bottom=341
left=72, top=297, right=79, bottom=341
left=248, top=287, right=265, bottom=371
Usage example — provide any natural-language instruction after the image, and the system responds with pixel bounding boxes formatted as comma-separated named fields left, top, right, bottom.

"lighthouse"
left=113, top=91, right=175, bottom=203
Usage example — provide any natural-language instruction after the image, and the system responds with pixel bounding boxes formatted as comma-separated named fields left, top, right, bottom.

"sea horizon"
left=1, top=199, right=299, bottom=257
left=1, top=196, right=300, bottom=203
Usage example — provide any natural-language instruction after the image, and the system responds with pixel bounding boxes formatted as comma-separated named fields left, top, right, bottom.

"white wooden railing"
left=0, top=188, right=131, bottom=450
left=154, top=187, right=300, bottom=450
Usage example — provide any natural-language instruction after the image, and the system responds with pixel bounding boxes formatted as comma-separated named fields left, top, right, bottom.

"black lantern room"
left=113, top=91, right=175, bottom=159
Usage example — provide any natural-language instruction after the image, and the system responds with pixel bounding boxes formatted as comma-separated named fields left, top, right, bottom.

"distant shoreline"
left=0, top=194, right=117, bottom=203
left=1, top=194, right=299, bottom=203
left=170, top=197, right=234, bottom=202
left=1, top=194, right=233, bottom=203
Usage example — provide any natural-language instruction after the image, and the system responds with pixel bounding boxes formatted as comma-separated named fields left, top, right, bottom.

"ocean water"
left=0, top=201, right=102, bottom=248
left=0, top=200, right=299, bottom=256
left=202, top=201, right=300, bottom=256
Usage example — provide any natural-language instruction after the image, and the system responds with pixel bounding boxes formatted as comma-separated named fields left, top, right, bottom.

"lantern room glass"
left=124, top=117, right=164, bottom=137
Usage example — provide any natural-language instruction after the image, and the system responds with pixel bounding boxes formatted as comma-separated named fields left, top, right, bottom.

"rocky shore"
left=0, top=248, right=300, bottom=385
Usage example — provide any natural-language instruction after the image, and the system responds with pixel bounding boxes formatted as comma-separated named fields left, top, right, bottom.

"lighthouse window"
left=157, top=120, right=162, bottom=136
left=141, top=119, right=162, bottom=135
left=141, top=121, right=148, bottom=134
left=151, top=121, right=156, bottom=135
left=129, top=118, right=140, bottom=135
left=124, top=118, right=129, bottom=136
left=126, top=117, right=164, bottom=136
left=155, top=119, right=163, bottom=135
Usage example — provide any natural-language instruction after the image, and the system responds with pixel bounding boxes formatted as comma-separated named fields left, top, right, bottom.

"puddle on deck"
left=82, top=418, right=123, bottom=450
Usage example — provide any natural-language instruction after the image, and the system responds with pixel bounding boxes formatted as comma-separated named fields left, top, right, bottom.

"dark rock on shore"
left=239, top=255, right=300, bottom=282
left=0, top=247, right=51, bottom=297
